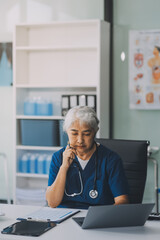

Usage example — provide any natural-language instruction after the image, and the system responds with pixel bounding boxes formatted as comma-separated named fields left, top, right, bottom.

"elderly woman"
left=46, top=106, right=129, bottom=209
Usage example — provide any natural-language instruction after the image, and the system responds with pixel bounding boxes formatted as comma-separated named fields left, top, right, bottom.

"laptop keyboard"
left=72, top=217, right=85, bottom=226
left=148, top=212, right=160, bottom=220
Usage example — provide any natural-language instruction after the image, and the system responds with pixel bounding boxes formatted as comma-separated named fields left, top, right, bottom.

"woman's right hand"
left=62, top=145, right=77, bottom=169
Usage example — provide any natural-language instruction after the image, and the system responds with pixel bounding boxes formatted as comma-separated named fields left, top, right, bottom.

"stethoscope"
left=65, top=143, right=98, bottom=199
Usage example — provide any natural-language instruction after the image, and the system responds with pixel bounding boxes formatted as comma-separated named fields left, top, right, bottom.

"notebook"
left=72, top=203, right=154, bottom=229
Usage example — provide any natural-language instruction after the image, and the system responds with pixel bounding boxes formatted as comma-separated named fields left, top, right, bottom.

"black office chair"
left=96, top=138, right=149, bottom=204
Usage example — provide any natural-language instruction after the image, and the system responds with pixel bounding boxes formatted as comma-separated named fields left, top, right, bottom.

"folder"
left=87, top=95, right=96, bottom=112
left=79, top=95, right=87, bottom=106
left=17, top=208, right=80, bottom=223
left=70, top=95, right=78, bottom=108
left=61, top=95, right=70, bottom=116
left=59, top=120, right=68, bottom=146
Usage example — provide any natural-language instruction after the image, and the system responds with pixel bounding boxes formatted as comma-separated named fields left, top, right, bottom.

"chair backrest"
left=96, top=138, right=149, bottom=204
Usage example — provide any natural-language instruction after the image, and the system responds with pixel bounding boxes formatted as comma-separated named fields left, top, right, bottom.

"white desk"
left=0, top=204, right=160, bottom=240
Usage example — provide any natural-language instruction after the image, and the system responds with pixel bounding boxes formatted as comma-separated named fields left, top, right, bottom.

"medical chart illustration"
left=129, top=30, right=160, bottom=109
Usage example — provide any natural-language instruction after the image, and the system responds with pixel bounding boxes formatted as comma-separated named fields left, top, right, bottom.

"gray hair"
left=63, top=106, right=99, bottom=133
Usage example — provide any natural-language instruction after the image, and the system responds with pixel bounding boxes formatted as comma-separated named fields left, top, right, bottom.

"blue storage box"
left=59, top=120, right=68, bottom=147
left=20, top=120, right=59, bottom=146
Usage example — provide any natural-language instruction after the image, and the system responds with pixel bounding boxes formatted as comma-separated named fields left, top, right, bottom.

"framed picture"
left=0, top=42, right=13, bottom=86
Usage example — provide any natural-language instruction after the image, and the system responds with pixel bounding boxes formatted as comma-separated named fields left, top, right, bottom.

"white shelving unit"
left=13, top=20, right=110, bottom=205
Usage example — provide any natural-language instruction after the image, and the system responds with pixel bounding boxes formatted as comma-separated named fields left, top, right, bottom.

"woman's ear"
left=95, top=127, right=99, bottom=135
left=93, top=129, right=99, bottom=139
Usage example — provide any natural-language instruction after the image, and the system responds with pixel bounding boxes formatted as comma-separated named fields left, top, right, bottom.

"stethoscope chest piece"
left=89, top=189, right=98, bottom=199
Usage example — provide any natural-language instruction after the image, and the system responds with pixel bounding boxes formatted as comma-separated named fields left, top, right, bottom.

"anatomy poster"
left=129, top=30, right=160, bottom=109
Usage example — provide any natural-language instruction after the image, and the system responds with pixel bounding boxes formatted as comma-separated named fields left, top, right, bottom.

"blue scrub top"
left=48, top=144, right=129, bottom=209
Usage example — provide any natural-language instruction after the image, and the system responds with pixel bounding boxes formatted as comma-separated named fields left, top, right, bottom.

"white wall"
left=0, top=0, right=104, bottom=200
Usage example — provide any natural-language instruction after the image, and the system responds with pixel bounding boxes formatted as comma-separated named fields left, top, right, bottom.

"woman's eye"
left=84, top=133, right=91, bottom=136
left=72, top=133, right=78, bottom=136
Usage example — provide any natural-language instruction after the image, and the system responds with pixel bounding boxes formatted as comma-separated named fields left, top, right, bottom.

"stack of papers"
left=17, top=207, right=80, bottom=223
left=16, top=188, right=47, bottom=206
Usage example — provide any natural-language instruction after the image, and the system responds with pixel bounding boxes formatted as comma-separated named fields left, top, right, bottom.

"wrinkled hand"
left=62, top=145, right=77, bottom=169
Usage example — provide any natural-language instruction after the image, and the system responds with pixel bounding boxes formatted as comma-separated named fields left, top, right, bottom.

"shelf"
left=15, top=20, right=99, bottom=48
left=14, top=20, right=110, bottom=204
left=16, top=115, right=64, bottom=120
left=16, top=145, right=62, bottom=151
left=15, top=85, right=97, bottom=90
left=15, top=19, right=100, bottom=28
left=16, top=173, right=48, bottom=179
left=15, top=47, right=98, bottom=86
left=16, top=46, right=97, bottom=51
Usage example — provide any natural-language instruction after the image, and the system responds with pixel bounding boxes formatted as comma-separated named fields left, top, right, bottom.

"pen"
left=59, top=211, right=72, bottom=219
left=27, top=217, right=51, bottom=222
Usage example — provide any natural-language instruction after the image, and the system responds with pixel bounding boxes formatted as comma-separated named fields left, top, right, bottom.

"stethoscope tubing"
left=65, top=169, right=83, bottom=197
left=64, top=143, right=98, bottom=198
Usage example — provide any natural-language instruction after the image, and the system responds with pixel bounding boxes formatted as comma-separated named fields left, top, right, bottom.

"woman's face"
left=67, top=120, right=96, bottom=154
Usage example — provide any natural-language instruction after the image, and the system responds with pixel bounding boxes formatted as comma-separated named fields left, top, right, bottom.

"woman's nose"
left=77, top=135, right=84, bottom=144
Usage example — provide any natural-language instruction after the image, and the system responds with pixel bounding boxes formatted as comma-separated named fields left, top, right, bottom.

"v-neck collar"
left=74, top=147, right=97, bottom=173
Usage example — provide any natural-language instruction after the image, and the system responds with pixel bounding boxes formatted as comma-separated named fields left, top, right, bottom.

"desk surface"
left=0, top=204, right=160, bottom=240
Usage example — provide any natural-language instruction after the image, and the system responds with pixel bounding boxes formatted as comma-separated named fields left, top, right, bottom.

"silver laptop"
left=72, top=203, right=154, bottom=229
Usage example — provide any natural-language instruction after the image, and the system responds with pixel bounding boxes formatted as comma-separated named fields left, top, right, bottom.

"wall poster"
left=129, top=30, right=160, bottom=109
